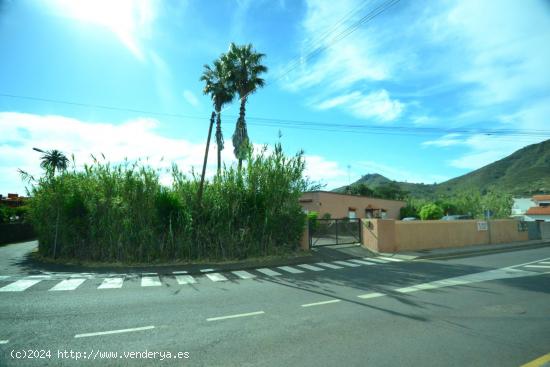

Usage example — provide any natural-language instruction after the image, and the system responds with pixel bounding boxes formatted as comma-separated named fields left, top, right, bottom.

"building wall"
left=362, top=219, right=529, bottom=253
left=299, top=191, right=405, bottom=220
left=525, top=215, right=550, bottom=222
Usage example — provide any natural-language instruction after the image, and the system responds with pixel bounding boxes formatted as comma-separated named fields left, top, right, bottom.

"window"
left=348, top=208, right=356, bottom=219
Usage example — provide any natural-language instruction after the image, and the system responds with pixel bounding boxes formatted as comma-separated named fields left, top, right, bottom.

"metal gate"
left=309, top=218, right=362, bottom=247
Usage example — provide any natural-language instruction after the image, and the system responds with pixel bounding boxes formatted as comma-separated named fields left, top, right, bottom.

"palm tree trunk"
left=215, top=112, right=223, bottom=174
left=236, top=97, right=248, bottom=170
left=198, top=112, right=216, bottom=204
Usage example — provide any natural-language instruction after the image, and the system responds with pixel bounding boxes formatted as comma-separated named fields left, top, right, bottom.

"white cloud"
left=303, top=154, right=348, bottom=189
left=422, top=134, right=463, bottom=148
left=0, top=112, right=358, bottom=194
left=49, top=0, right=159, bottom=61
left=0, top=112, right=225, bottom=194
left=183, top=90, right=200, bottom=107
left=316, top=90, right=404, bottom=122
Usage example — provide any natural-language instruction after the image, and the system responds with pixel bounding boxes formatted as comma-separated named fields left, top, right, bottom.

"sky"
left=1, top=0, right=550, bottom=195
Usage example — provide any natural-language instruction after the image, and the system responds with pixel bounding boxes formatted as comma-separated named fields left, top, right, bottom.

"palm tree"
left=197, top=56, right=235, bottom=202
left=38, top=149, right=69, bottom=176
left=226, top=43, right=268, bottom=169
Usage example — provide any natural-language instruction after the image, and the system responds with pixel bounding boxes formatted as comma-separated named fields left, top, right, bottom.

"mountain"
left=335, top=139, right=550, bottom=198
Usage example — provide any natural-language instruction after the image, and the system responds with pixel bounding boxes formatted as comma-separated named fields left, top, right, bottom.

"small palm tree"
left=39, top=149, right=69, bottom=176
left=197, top=55, right=235, bottom=202
left=226, top=43, right=268, bottom=169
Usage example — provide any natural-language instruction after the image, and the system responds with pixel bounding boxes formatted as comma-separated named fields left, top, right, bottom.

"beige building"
left=299, top=191, right=406, bottom=220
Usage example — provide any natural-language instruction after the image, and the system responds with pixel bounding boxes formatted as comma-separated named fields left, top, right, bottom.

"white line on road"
left=50, top=278, right=87, bottom=291
left=141, top=275, right=161, bottom=287
left=297, top=264, right=325, bottom=272
left=0, top=279, right=41, bottom=292
left=175, top=275, right=197, bottom=284
left=206, top=311, right=264, bottom=322
left=256, top=268, right=282, bottom=276
left=200, top=269, right=215, bottom=273
left=232, top=270, right=256, bottom=279
left=378, top=256, right=403, bottom=262
left=539, top=261, right=550, bottom=264
left=172, top=271, right=188, bottom=274
left=0, top=276, right=10, bottom=281
left=26, top=275, right=52, bottom=279
left=301, top=299, right=341, bottom=307
left=0, top=340, right=8, bottom=344
left=364, top=258, right=388, bottom=263
left=348, top=259, right=376, bottom=266
left=524, top=265, right=550, bottom=269
left=98, top=277, right=124, bottom=289
left=396, top=268, right=536, bottom=294
left=357, top=292, right=386, bottom=299
left=206, top=273, right=228, bottom=282
left=316, top=262, right=343, bottom=269
left=332, top=260, right=360, bottom=267
left=277, top=266, right=304, bottom=274
left=75, top=326, right=155, bottom=338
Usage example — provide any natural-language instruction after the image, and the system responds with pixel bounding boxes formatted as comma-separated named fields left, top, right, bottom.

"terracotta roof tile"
left=526, top=206, right=550, bottom=215
left=533, top=195, right=550, bottom=201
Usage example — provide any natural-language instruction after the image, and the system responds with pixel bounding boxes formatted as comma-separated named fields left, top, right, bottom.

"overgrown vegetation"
left=399, top=189, right=513, bottom=220
left=23, top=144, right=311, bottom=262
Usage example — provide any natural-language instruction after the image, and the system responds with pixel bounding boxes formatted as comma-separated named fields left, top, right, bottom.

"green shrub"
left=419, top=203, right=444, bottom=220
left=25, top=143, right=309, bottom=262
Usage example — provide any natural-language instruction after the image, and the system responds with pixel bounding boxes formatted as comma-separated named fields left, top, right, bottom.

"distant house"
left=0, top=193, right=28, bottom=208
left=299, top=191, right=405, bottom=220
left=511, top=197, right=535, bottom=220
left=525, top=195, right=550, bottom=222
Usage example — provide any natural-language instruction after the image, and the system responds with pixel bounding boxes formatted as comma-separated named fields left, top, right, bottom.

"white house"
left=525, top=195, right=550, bottom=222
left=511, top=197, right=535, bottom=220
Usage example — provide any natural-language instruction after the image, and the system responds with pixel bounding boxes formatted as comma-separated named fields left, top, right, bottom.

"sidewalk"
left=383, top=239, right=550, bottom=260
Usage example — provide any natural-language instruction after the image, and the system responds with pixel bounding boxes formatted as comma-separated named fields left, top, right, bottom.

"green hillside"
left=335, top=139, right=550, bottom=199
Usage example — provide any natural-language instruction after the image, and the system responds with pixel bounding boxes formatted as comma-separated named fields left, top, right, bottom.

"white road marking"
left=332, top=260, right=360, bottom=267
left=396, top=268, right=536, bottom=294
left=378, top=256, right=402, bottom=262
left=206, top=311, right=264, bottom=322
left=277, top=266, right=304, bottom=274
left=524, top=265, right=550, bottom=269
left=256, top=268, right=282, bottom=277
left=70, top=273, right=94, bottom=279
left=358, top=292, right=386, bottom=299
left=206, top=273, right=228, bottom=282
left=26, top=275, right=51, bottom=279
left=75, top=325, right=155, bottom=338
left=539, top=261, right=550, bottom=264
left=0, top=279, right=41, bottom=292
left=172, top=271, right=188, bottom=274
left=364, top=258, right=388, bottom=263
left=348, top=259, right=376, bottom=266
left=301, top=299, right=341, bottom=307
left=175, top=275, right=196, bottom=284
left=0, top=276, right=10, bottom=281
left=232, top=270, right=256, bottom=279
left=98, top=277, right=124, bottom=289
left=200, top=269, right=215, bottom=273
left=316, top=262, right=343, bottom=269
left=50, top=278, right=87, bottom=291
left=297, top=264, right=325, bottom=272
left=141, top=275, right=161, bottom=287
left=0, top=340, right=8, bottom=344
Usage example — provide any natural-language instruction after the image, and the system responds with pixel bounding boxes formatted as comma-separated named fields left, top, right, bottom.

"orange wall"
left=300, top=192, right=405, bottom=220
left=362, top=219, right=529, bottom=253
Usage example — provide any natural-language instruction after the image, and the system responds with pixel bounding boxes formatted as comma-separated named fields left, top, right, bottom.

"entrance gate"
left=309, top=218, right=362, bottom=247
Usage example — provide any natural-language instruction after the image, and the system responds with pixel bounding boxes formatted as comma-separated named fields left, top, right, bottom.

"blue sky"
left=1, top=0, right=550, bottom=194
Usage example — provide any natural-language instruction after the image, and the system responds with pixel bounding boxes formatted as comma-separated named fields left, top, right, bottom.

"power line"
left=221, top=0, right=400, bottom=113
left=2, top=92, right=550, bottom=140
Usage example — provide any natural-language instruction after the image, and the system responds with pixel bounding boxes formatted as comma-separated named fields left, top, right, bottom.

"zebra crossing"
left=513, top=259, right=550, bottom=273
left=0, top=256, right=405, bottom=293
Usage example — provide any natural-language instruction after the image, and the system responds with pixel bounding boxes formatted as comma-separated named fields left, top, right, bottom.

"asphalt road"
left=0, top=242, right=549, bottom=367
